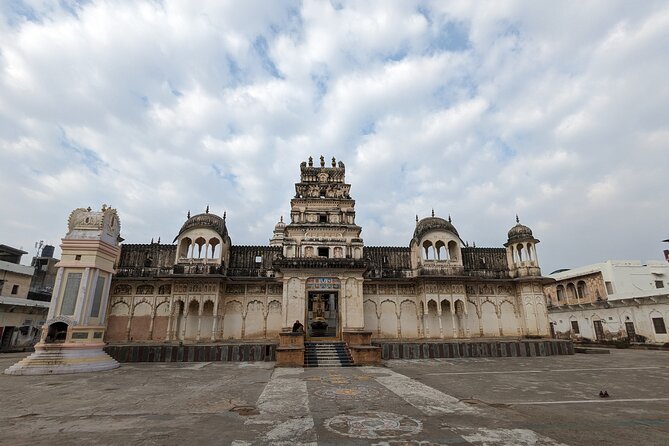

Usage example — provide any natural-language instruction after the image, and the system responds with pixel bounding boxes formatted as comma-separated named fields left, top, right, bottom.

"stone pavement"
left=0, top=349, right=667, bottom=445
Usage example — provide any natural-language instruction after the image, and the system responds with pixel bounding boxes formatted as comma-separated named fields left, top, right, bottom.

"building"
left=544, top=260, right=669, bottom=344
left=104, top=156, right=551, bottom=351
left=0, top=245, right=50, bottom=351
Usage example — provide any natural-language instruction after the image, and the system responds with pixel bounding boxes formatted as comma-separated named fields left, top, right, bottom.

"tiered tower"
left=5, top=205, right=121, bottom=375
left=281, top=155, right=364, bottom=260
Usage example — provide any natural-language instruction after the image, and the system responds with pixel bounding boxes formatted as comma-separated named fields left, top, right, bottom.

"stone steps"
left=304, top=341, right=354, bottom=367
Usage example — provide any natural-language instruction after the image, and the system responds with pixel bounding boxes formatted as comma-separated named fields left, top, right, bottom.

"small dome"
left=274, top=216, right=286, bottom=232
left=413, top=216, right=458, bottom=241
left=507, top=216, right=534, bottom=242
left=174, top=212, right=227, bottom=242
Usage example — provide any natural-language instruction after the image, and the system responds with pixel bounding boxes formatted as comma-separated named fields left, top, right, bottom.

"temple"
left=7, top=157, right=556, bottom=372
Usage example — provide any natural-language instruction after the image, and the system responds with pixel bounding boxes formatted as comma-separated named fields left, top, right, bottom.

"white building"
left=544, top=260, right=669, bottom=344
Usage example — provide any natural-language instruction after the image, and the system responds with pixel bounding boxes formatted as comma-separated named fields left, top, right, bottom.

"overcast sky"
left=1, top=1, right=668, bottom=273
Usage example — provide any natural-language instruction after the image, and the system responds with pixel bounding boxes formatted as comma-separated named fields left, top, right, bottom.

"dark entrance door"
left=549, top=322, right=556, bottom=338
left=306, top=291, right=338, bottom=338
left=593, top=320, right=605, bottom=341
left=625, top=321, right=637, bottom=342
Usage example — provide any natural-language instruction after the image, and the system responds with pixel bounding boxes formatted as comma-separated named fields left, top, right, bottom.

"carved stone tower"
left=5, top=205, right=121, bottom=375
left=281, top=155, right=364, bottom=259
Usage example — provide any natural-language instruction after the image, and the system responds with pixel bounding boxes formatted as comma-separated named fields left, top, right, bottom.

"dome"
left=507, top=217, right=534, bottom=242
left=413, top=216, right=459, bottom=241
left=274, top=216, right=286, bottom=232
left=173, top=212, right=227, bottom=242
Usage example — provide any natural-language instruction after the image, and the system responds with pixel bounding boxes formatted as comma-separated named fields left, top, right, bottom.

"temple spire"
left=206, top=205, right=209, bottom=214
left=187, top=210, right=190, bottom=219
left=431, top=208, right=435, bottom=217
left=516, top=214, right=520, bottom=224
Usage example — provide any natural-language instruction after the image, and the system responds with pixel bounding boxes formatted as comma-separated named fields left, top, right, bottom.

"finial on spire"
left=150, top=237, right=154, bottom=244
left=187, top=210, right=191, bottom=219
left=280, top=215, right=283, bottom=223
left=431, top=208, right=435, bottom=217
left=157, top=237, right=160, bottom=244
left=516, top=214, right=519, bottom=224
left=223, top=211, right=227, bottom=221
left=308, top=156, right=313, bottom=167
left=416, top=214, right=419, bottom=222
left=332, top=156, right=336, bottom=167
left=206, top=205, right=209, bottom=214
left=448, top=215, right=452, bottom=223
left=320, top=155, right=325, bottom=167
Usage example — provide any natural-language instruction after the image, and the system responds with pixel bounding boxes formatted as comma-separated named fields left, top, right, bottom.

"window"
left=319, top=214, right=327, bottom=223
left=61, top=273, right=82, bottom=316
left=605, top=281, right=614, bottom=295
left=655, top=280, right=664, bottom=289
left=317, top=247, right=329, bottom=258
left=75, top=255, right=82, bottom=261
left=254, top=255, right=262, bottom=263
left=90, top=276, right=106, bottom=318
left=571, top=320, right=580, bottom=334
left=11, top=284, right=19, bottom=294
left=652, top=317, right=667, bottom=334
left=556, top=285, right=565, bottom=302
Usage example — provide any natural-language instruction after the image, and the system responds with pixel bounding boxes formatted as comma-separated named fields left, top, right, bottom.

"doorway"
left=625, top=321, right=637, bottom=342
left=306, top=291, right=338, bottom=339
left=593, top=320, right=605, bottom=341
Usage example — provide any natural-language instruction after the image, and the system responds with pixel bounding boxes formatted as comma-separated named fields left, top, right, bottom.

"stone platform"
left=104, top=342, right=277, bottom=363
left=4, top=343, right=119, bottom=375
left=374, top=339, right=574, bottom=359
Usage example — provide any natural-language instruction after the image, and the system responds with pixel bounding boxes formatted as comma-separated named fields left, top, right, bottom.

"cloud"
left=1, top=0, right=668, bottom=274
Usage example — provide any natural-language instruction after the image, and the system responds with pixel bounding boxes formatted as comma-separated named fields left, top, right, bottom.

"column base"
left=4, top=342, right=119, bottom=375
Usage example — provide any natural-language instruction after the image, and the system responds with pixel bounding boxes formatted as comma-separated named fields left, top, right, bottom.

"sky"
left=1, top=0, right=668, bottom=274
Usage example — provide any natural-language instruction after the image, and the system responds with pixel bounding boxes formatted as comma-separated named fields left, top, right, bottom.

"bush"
left=614, top=338, right=630, bottom=349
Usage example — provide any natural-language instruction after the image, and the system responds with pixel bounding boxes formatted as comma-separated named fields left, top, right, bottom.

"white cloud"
left=0, top=0, right=668, bottom=273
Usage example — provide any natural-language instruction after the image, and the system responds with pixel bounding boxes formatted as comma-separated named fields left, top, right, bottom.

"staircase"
left=304, top=341, right=354, bottom=367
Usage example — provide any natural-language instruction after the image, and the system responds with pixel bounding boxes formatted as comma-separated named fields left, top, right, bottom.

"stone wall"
left=105, top=343, right=277, bottom=362
left=374, top=339, right=574, bottom=359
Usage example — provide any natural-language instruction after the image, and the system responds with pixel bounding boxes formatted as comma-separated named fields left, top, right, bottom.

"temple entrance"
left=306, top=291, right=338, bottom=339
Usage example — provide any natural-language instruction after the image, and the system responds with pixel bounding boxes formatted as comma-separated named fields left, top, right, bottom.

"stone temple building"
left=105, top=156, right=551, bottom=353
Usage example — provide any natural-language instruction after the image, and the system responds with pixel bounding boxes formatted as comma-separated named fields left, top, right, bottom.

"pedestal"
left=4, top=342, right=119, bottom=375
left=276, top=332, right=304, bottom=367
left=342, top=330, right=381, bottom=365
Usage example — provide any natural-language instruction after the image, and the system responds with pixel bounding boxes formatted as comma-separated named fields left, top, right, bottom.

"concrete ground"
left=0, top=349, right=667, bottom=446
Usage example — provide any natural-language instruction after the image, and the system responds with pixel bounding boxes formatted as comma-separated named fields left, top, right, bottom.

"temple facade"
left=104, top=156, right=551, bottom=345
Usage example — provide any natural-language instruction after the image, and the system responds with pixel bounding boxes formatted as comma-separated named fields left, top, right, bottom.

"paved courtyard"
left=0, top=349, right=667, bottom=445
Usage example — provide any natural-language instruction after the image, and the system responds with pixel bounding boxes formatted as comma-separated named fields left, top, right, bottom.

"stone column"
left=196, top=300, right=203, bottom=341
left=47, top=269, right=65, bottom=320
left=211, top=297, right=219, bottom=342
left=180, top=304, right=188, bottom=341
left=437, top=303, right=443, bottom=339
left=126, top=299, right=134, bottom=341
left=165, top=299, right=173, bottom=341
left=74, top=267, right=91, bottom=323
left=82, top=269, right=100, bottom=325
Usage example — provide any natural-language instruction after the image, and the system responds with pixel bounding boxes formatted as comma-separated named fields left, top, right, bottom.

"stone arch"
left=179, top=237, right=192, bottom=258
left=447, top=240, right=458, bottom=261
left=480, top=300, right=498, bottom=336
left=379, top=299, right=398, bottom=338
left=423, top=240, right=435, bottom=260
left=499, top=300, right=517, bottom=336
left=364, top=300, right=379, bottom=335
left=194, top=237, right=206, bottom=259
left=45, top=322, right=68, bottom=344
left=245, top=300, right=264, bottom=339
left=106, top=301, right=130, bottom=342
left=200, top=300, right=215, bottom=340
left=435, top=241, right=447, bottom=260
left=266, top=300, right=282, bottom=338
left=576, top=281, right=587, bottom=299
left=439, top=299, right=454, bottom=338
left=185, top=300, right=200, bottom=339
left=129, top=301, right=152, bottom=341
left=400, top=300, right=418, bottom=338
left=223, top=301, right=243, bottom=339
left=426, top=299, right=439, bottom=338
